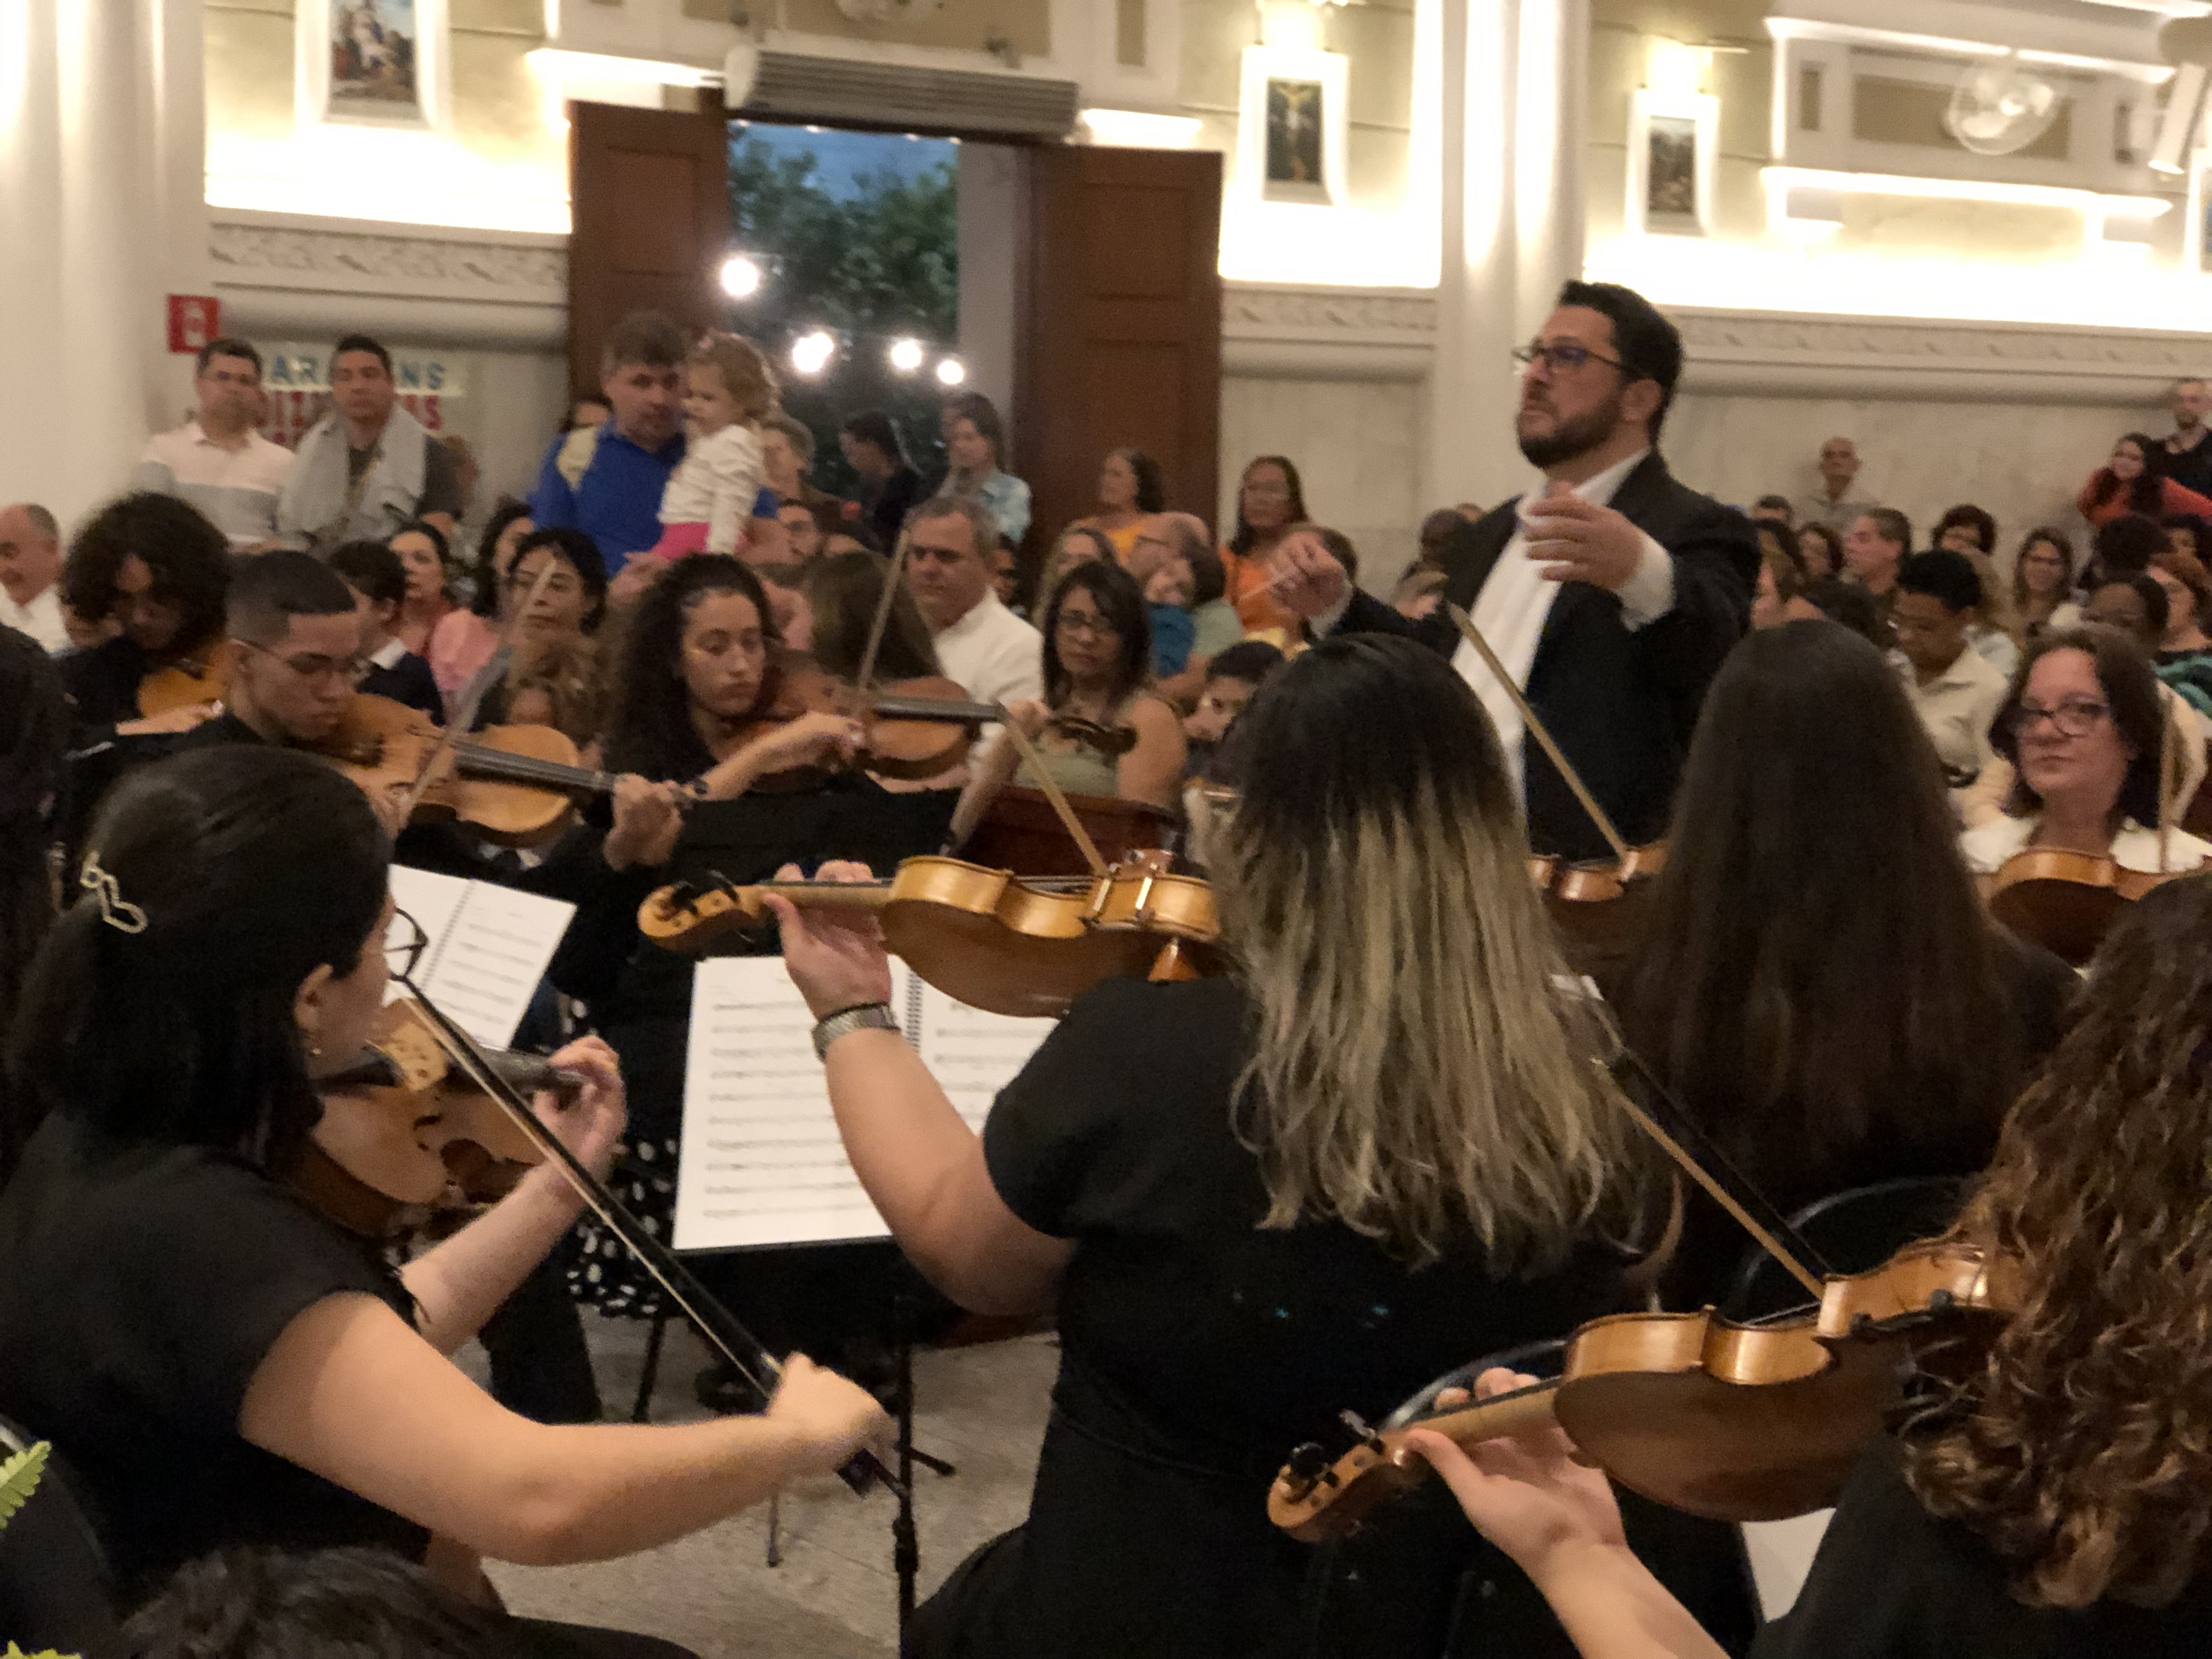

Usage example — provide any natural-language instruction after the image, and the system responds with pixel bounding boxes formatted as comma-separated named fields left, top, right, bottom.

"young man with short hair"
left=133, top=338, right=297, bottom=550
left=179, top=551, right=368, bottom=751
left=1892, top=549, right=2008, bottom=799
left=328, top=539, right=443, bottom=718
left=276, top=334, right=464, bottom=550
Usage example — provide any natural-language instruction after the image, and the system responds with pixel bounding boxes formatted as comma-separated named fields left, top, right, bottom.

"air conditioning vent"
left=738, top=50, right=1077, bottom=138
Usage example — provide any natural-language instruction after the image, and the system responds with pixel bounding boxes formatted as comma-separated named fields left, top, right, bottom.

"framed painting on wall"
left=1238, top=47, right=1347, bottom=207
left=298, top=0, right=449, bottom=130
left=1627, top=89, right=1719, bottom=237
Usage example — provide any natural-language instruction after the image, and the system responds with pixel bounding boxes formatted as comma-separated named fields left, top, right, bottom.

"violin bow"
left=1444, top=603, right=1633, bottom=866
left=995, top=710, right=1110, bottom=878
left=390, top=972, right=902, bottom=1500
left=394, top=558, right=561, bottom=823
left=851, top=525, right=911, bottom=701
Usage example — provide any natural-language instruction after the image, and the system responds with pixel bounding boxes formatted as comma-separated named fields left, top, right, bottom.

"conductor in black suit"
left=1273, top=280, right=1756, bottom=861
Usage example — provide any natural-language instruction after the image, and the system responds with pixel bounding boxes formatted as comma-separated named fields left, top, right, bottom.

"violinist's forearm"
left=1523, top=1541, right=1728, bottom=1659
left=401, top=1168, right=585, bottom=1355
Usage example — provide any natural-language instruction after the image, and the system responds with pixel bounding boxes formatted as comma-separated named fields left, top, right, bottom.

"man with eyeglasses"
left=177, top=551, right=367, bottom=754
left=1272, top=280, right=1756, bottom=862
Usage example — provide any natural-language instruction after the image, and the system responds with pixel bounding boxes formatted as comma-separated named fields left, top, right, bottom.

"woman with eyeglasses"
left=0, top=746, right=886, bottom=1657
left=2008, top=528, right=2080, bottom=645
left=1959, top=627, right=2212, bottom=878
left=1220, top=455, right=1310, bottom=636
left=949, top=561, right=1186, bottom=838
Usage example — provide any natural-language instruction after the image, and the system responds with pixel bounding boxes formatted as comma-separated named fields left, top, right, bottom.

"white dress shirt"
left=1450, top=450, right=1675, bottom=800
left=0, top=583, right=67, bottom=654
left=932, top=590, right=1043, bottom=708
left=133, top=421, right=294, bottom=548
left=1960, top=811, right=2212, bottom=876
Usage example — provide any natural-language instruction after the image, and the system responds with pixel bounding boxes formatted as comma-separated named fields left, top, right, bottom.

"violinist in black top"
left=0, top=747, right=886, bottom=1655
left=1270, top=281, right=1755, bottom=861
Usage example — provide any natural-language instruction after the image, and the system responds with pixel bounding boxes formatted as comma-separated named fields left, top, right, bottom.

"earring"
left=305, top=1036, right=321, bottom=1060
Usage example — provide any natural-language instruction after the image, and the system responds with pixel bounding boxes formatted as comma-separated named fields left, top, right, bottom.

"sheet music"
left=672, top=960, right=1054, bottom=1252
left=385, top=866, right=575, bottom=1049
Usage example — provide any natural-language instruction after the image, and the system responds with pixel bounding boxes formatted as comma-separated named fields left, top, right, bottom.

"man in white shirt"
left=132, top=338, right=295, bottom=551
left=1271, top=280, right=1756, bottom=860
left=1794, top=437, right=1878, bottom=532
left=906, top=496, right=1042, bottom=708
left=0, top=503, right=68, bottom=653
left=1893, top=550, right=2009, bottom=802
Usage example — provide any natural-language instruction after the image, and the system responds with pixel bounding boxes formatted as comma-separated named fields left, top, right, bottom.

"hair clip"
left=79, top=854, right=149, bottom=935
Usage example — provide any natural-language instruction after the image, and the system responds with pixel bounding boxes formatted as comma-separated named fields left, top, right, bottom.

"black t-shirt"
left=1755, top=1439, right=2212, bottom=1657
left=958, top=974, right=1628, bottom=1658
left=0, top=1113, right=426, bottom=1595
left=349, top=433, right=465, bottom=523
left=360, top=649, right=444, bottom=719
left=2164, top=432, right=2212, bottom=501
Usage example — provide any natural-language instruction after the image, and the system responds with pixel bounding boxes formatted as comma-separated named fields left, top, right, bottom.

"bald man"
left=0, top=503, right=67, bottom=653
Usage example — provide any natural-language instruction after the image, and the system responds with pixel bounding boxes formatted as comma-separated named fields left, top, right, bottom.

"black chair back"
left=0, top=1417, right=128, bottom=1659
left=1718, top=1175, right=1967, bottom=1325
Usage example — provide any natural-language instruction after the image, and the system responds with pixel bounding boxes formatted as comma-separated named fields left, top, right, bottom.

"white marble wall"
left=1664, top=392, right=2168, bottom=562
left=1218, top=374, right=1424, bottom=592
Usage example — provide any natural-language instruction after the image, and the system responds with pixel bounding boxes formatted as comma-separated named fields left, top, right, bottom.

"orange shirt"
left=1222, top=543, right=1295, bottom=634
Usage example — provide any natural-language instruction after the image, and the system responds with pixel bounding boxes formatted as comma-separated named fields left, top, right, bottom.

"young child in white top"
left=650, top=331, right=775, bottom=560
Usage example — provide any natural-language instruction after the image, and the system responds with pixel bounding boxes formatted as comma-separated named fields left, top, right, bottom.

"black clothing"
left=1753, top=1439, right=2212, bottom=1657
left=915, top=974, right=1637, bottom=1659
left=360, top=647, right=445, bottom=718
left=1334, top=454, right=1756, bottom=860
left=58, top=637, right=190, bottom=854
left=860, top=464, right=926, bottom=551
left=0, top=1113, right=424, bottom=1595
left=60, top=635, right=162, bottom=733
left=172, top=709, right=265, bottom=749
left=2164, top=431, right=2212, bottom=502
left=349, top=432, right=466, bottom=524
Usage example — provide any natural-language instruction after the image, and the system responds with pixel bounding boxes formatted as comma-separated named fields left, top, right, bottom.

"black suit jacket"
left=1338, top=453, right=1755, bottom=860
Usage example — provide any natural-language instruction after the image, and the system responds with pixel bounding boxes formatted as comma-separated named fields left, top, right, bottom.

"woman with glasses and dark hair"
left=2009, top=527, right=2080, bottom=644
left=1221, top=454, right=1310, bottom=637
left=1796, top=520, right=1845, bottom=581
left=0, top=747, right=884, bottom=1657
left=949, top=561, right=1185, bottom=836
left=1959, top=626, right=2212, bottom=877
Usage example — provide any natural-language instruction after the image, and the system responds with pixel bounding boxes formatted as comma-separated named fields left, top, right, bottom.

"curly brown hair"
left=1905, top=872, right=2212, bottom=1608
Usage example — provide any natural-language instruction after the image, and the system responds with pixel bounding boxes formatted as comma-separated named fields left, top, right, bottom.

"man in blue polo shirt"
left=528, top=311, right=689, bottom=578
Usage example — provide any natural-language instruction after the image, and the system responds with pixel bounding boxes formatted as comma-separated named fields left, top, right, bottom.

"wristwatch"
left=811, top=1002, right=899, bottom=1059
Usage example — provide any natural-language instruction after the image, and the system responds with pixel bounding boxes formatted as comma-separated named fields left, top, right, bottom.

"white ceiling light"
left=791, top=330, right=837, bottom=377
left=719, top=255, right=763, bottom=300
left=934, top=356, right=967, bottom=387
left=887, top=337, right=925, bottom=373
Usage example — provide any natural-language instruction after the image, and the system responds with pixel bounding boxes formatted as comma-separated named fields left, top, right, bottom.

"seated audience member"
left=277, top=335, right=463, bottom=551
left=1893, top=550, right=2010, bottom=803
left=2163, top=511, right=2212, bottom=564
left=528, top=312, right=689, bottom=578
left=2089, top=511, right=2168, bottom=587
left=327, top=540, right=442, bottom=718
left=385, top=520, right=452, bottom=657
left=1421, top=877, right=2212, bottom=1655
left=1931, top=505, right=2020, bottom=672
left=2150, top=545, right=2212, bottom=702
left=763, top=411, right=839, bottom=514
left=470, top=527, right=608, bottom=729
left=1960, top=627, right=2212, bottom=876
left=649, top=331, right=776, bottom=563
left=906, top=498, right=1042, bottom=707
left=937, top=393, right=1031, bottom=547
left=1221, top=455, right=1307, bottom=635
left=1802, top=574, right=1890, bottom=647
left=125, top=1547, right=505, bottom=1659
left=1841, top=508, right=1910, bottom=634
left=1392, top=562, right=1448, bottom=622
left=1181, top=639, right=1285, bottom=778
left=132, top=338, right=294, bottom=551
left=770, top=635, right=1678, bottom=1659
left=1752, top=528, right=1818, bottom=629
left=840, top=410, right=926, bottom=552
left=2086, top=572, right=2212, bottom=721
left=1748, top=493, right=1793, bottom=527
left=58, top=493, right=232, bottom=740
left=1796, top=520, right=1844, bottom=580
left=1933, top=503, right=1997, bottom=558
left=424, top=503, right=533, bottom=709
left=1068, top=448, right=1166, bottom=562
left=1040, top=523, right=1114, bottom=606
left=2011, top=527, right=2081, bottom=644
left=1615, top=619, right=2074, bottom=1303
left=776, top=500, right=837, bottom=563
left=0, top=746, right=883, bottom=1647
left=1418, top=506, right=1468, bottom=564
left=1139, top=515, right=1241, bottom=709
left=951, top=561, right=1185, bottom=833
left=988, top=538, right=1022, bottom=611
left=0, top=501, right=68, bottom=653
left=2078, top=432, right=2212, bottom=527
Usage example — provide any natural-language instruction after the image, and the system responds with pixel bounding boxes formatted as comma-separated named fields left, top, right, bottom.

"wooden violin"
left=1269, top=1237, right=2019, bottom=1542
left=313, top=692, right=623, bottom=847
left=639, top=851, right=1218, bottom=1018
left=1980, top=848, right=2191, bottom=967
left=137, top=638, right=237, bottom=718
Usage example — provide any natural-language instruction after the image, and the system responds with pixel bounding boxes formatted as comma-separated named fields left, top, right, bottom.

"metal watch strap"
left=811, top=1002, right=898, bottom=1060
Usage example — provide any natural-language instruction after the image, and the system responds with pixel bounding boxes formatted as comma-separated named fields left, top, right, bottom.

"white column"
left=1424, top=0, right=1589, bottom=515
left=0, top=0, right=204, bottom=533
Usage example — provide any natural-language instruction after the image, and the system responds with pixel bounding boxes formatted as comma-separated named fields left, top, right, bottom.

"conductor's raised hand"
left=764, top=859, right=893, bottom=1019
left=1266, top=526, right=1350, bottom=620
left=1402, top=1367, right=1626, bottom=1583
left=1521, top=482, right=1650, bottom=592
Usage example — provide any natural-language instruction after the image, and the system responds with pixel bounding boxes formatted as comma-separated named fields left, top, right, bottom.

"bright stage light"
left=719, top=255, right=763, bottom=300
left=887, top=337, right=925, bottom=374
left=934, top=357, right=967, bottom=387
left=791, top=330, right=837, bottom=377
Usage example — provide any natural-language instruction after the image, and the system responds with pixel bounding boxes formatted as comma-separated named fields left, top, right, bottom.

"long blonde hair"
left=1211, top=635, right=1643, bottom=1271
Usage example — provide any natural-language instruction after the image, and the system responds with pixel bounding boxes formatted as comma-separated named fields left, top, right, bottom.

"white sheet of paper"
left=385, top=866, right=575, bottom=1050
left=672, top=960, right=1055, bottom=1252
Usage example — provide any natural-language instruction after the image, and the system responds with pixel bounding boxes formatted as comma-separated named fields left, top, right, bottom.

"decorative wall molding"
left=1671, top=306, right=2212, bottom=405
left=1222, top=282, right=1439, bottom=382
left=209, top=210, right=567, bottom=350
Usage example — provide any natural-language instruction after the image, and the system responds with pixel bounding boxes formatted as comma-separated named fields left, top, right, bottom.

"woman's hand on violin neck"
left=1404, top=1369, right=1628, bottom=1582
left=764, top=859, right=894, bottom=1019
left=1000, top=699, right=1052, bottom=740
left=603, top=776, right=686, bottom=871
left=532, top=1035, right=627, bottom=1186
left=763, top=1353, right=892, bottom=1477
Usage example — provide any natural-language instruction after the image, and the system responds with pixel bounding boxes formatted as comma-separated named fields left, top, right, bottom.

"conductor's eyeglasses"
left=1513, top=341, right=1630, bottom=376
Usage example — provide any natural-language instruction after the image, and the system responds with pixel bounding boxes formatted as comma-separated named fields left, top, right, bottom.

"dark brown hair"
left=1991, top=627, right=2167, bottom=827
